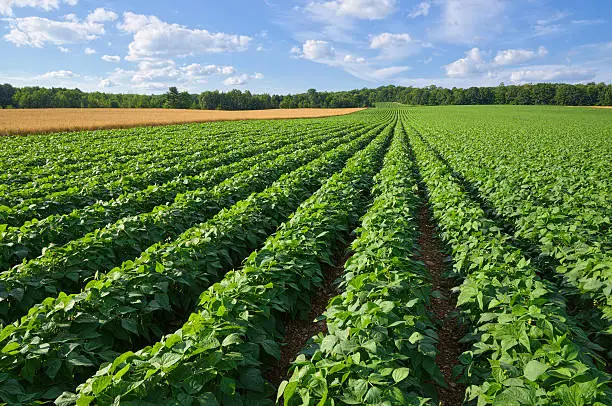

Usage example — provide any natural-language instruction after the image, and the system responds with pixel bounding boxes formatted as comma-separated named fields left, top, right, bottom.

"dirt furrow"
left=417, top=205, right=466, bottom=406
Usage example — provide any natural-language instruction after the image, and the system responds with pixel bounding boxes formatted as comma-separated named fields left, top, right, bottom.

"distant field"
left=0, top=107, right=365, bottom=135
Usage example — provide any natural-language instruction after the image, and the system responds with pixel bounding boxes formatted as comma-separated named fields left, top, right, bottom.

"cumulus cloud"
left=305, top=0, right=396, bottom=21
left=292, top=39, right=336, bottom=60
left=291, top=39, right=409, bottom=83
left=344, top=54, right=365, bottom=63
left=408, top=1, right=430, bottom=18
left=58, top=46, right=69, bottom=52
left=101, top=54, right=120, bottom=63
left=39, top=69, right=77, bottom=79
left=444, top=48, right=487, bottom=77
left=223, top=72, right=264, bottom=86
left=86, top=8, right=118, bottom=23
left=509, top=66, right=595, bottom=83
left=369, top=32, right=430, bottom=59
left=493, top=46, right=547, bottom=65
left=4, top=9, right=117, bottom=47
left=100, top=60, right=240, bottom=92
left=117, top=12, right=251, bottom=61
left=446, top=46, right=548, bottom=77
left=0, top=0, right=78, bottom=17
left=84, top=47, right=96, bottom=54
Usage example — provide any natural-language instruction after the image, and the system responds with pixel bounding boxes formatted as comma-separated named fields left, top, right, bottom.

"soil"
left=417, top=205, right=466, bottom=406
left=264, top=247, right=353, bottom=388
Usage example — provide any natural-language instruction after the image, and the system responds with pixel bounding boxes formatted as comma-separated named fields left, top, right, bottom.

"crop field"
left=0, top=105, right=610, bottom=405
left=0, top=108, right=364, bottom=136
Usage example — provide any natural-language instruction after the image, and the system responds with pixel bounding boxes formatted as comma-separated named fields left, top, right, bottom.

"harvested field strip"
left=0, top=107, right=365, bottom=136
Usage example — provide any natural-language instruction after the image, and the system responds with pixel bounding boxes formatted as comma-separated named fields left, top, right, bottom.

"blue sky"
left=1, top=0, right=610, bottom=94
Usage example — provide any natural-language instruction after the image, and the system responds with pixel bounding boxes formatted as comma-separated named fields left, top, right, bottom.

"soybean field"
left=0, top=106, right=610, bottom=405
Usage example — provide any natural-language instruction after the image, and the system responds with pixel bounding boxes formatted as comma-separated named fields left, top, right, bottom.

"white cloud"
left=444, top=47, right=487, bottom=77
left=101, top=54, right=120, bottom=63
left=118, top=12, right=251, bottom=61
left=509, top=66, right=595, bottom=83
left=100, top=60, right=242, bottom=92
left=291, top=39, right=409, bottom=83
left=298, top=39, right=335, bottom=60
left=99, top=78, right=116, bottom=88
left=436, top=0, right=506, bottom=44
left=58, top=45, right=69, bottom=52
left=223, top=72, right=264, bottom=86
left=493, top=46, right=547, bottom=65
left=182, top=63, right=236, bottom=77
left=0, top=0, right=78, bottom=17
left=305, top=0, right=396, bottom=21
left=446, top=46, right=549, bottom=77
left=84, top=47, right=96, bottom=54
left=39, top=69, right=77, bottom=79
left=408, top=1, right=430, bottom=18
left=369, top=32, right=430, bottom=59
left=344, top=54, right=365, bottom=63
left=4, top=13, right=109, bottom=47
left=86, top=8, right=118, bottom=24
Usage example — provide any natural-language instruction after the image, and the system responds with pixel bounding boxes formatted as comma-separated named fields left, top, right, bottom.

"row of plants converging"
left=0, top=124, right=244, bottom=203
left=0, top=120, right=301, bottom=185
left=57, top=112, right=397, bottom=405
left=0, top=120, right=365, bottom=226
left=278, top=115, right=445, bottom=405
left=0, top=120, right=386, bottom=326
left=0, top=120, right=367, bottom=270
left=0, top=113, right=396, bottom=404
left=409, top=113, right=612, bottom=337
left=1, top=106, right=608, bottom=405
left=406, top=123, right=612, bottom=405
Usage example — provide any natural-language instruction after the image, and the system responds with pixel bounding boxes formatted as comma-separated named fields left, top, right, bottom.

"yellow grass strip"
left=0, top=108, right=365, bottom=136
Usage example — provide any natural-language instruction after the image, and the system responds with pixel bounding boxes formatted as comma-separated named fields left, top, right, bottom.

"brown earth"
left=589, top=106, right=612, bottom=109
left=417, top=205, right=466, bottom=406
left=0, top=108, right=365, bottom=136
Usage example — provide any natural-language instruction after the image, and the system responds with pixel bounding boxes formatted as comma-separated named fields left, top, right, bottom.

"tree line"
left=1, top=82, right=611, bottom=110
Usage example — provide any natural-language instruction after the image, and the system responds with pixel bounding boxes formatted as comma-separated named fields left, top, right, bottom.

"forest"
left=0, top=82, right=611, bottom=110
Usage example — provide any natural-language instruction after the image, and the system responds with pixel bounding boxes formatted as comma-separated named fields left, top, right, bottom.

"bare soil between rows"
left=264, top=245, right=353, bottom=389
left=417, top=205, right=466, bottom=406
left=0, top=108, right=365, bottom=136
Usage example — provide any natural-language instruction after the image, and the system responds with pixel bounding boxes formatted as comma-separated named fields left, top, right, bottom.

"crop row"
left=0, top=122, right=386, bottom=326
left=59, top=113, right=396, bottom=405
left=0, top=121, right=367, bottom=270
left=279, top=116, right=445, bottom=405
left=407, top=124, right=611, bottom=405
left=0, top=115, right=392, bottom=404
left=0, top=121, right=365, bottom=226
left=0, top=120, right=273, bottom=180
left=409, top=109, right=611, bottom=333
left=0, top=119, right=355, bottom=205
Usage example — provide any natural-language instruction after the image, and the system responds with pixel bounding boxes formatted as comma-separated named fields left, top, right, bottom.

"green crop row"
left=407, top=124, right=612, bottom=405
left=61, top=112, right=395, bottom=405
left=0, top=124, right=375, bottom=325
left=0, top=116, right=386, bottom=404
left=0, top=121, right=361, bottom=226
left=279, top=115, right=444, bottom=405
left=0, top=121, right=366, bottom=270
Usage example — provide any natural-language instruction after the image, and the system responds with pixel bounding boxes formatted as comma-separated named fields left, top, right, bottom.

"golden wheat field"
left=0, top=108, right=365, bottom=136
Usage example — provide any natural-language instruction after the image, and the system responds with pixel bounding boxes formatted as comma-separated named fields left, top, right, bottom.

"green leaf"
left=121, top=318, right=139, bottom=336
left=221, top=333, right=242, bottom=347
left=392, top=368, right=410, bottom=383
left=523, top=360, right=549, bottom=381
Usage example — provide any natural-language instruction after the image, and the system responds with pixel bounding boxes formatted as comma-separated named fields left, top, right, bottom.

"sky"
left=0, top=0, right=610, bottom=94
